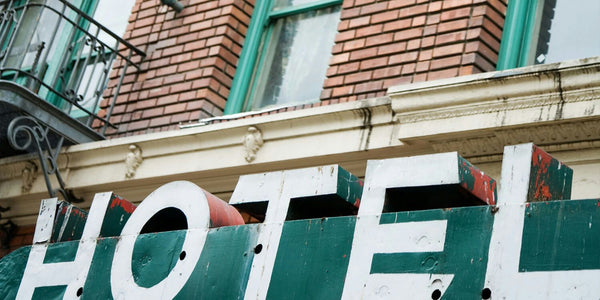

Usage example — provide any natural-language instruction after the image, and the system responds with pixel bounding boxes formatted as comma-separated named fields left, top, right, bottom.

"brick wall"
left=100, top=0, right=505, bottom=134
left=100, top=0, right=254, bottom=137
left=0, top=224, right=34, bottom=258
left=321, top=0, right=506, bottom=102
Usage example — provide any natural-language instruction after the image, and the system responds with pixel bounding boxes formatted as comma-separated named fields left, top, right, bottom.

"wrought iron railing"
left=0, top=0, right=145, bottom=134
left=0, top=0, right=145, bottom=202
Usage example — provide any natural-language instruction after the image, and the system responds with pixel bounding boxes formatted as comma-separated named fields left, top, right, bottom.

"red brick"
left=422, top=36, right=435, bottom=47
left=440, top=7, right=471, bottom=21
left=433, top=44, right=464, bottom=57
left=415, top=61, right=430, bottom=72
left=342, top=0, right=355, bottom=8
left=373, top=65, right=402, bottom=79
left=473, top=52, right=496, bottom=71
left=389, top=0, right=417, bottom=9
left=390, top=51, right=419, bottom=64
left=360, top=2, right=388, bottom=14
left=419, top=49, right=433, bottom=61
left=360, top=57, right=388, bottom=70
left=356, top=24, right=383, bottom=37
left=338, top=62, right=361, bottom=74
left=459, top=65, right=477, bottom=76
left=437, top=19, right=469, bottom=33
left=332, top=85, right=354, bottom=97
left=442, top=0, right=472, bottom=9
left=345, top=71, right=373, bottom=84
left=326, top=65, right=338, bottom=76
left=382, top=18, right=412, bottom=32
left=344, top=38, right=366, bottom=51
left=412, top=15, right=426, bottom=26
left=164, top=103, right=188, bottom=114
left=371, top=10, right=399, bottom=24
left=349, top=47, right=378, bottom=60
left=436, top=31, right=467, bottom=46
left=430, top=55, right=462, bottom=70
left=128, top=120, right=150, bottom=131
left=341, top=7, right=361, bottom=19
left=401, top=62, right=416, bottom=74
left=320, top=88, right=333, bottom=99
left=413, top=73, right=427, bottom=82
left=349, top=16, right=371, bottom=28
left=335, top=30, right=356, bottom=42
left=332, top=43, right=344, bottom=54
left=338, top=20, right=350, bottom=31
left=482, top=17, right=504, bottom=40
left=406, top=39, right=421, bottom=50
left=324, top=76, right=345, bottom=87
left=178, top=60, right=201, bottom=72
left=354, top=81, right=383, bottom=93
left=427, top=68, right=459, bottom=80
left=428, top=1, right=443, bottom=12
left=378, top=42, right=407, bottom=55
left=393, top=28, right=423, bottom=41
left=383, top=76, right=412, bottom=88
left=171, top=112, right=192, bottom=123
left=399, top=3, right=428, bottom=18
left=355, top=0, right=376, bottom=6
left=365, top=33, right=394, bottom=47
left=150, top=116, right=172, bottom=127
left=184, top=40, right=208, bottom=51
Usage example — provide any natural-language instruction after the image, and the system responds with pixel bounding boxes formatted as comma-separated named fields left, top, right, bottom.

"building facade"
left=0, top=0, right=598, bottom=266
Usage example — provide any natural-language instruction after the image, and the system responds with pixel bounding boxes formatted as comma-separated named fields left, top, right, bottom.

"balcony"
left=0, top=0, right=144, bottom=200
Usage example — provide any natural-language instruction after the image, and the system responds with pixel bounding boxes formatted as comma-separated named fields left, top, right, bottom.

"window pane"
left=534, top=0, right=600, bottom=64
left=249, top=6, right=340, bottom=110
left=273, top=0, right=323, bottom=10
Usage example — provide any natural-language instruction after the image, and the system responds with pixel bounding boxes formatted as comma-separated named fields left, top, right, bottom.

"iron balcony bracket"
left=7, top=115, right=82, bottom=203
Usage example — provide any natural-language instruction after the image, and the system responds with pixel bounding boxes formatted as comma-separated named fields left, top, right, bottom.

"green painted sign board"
left=0, top=143, right=598, bottom=299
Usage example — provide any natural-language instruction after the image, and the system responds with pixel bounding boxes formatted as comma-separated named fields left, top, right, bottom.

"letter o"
left=111, top=181, right=209, bottom=299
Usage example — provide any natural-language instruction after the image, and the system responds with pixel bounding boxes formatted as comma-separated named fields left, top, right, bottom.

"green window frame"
left=496, top=0, right=539, bottom=70
left=497, top=0, right=600, bottom=70
left=224, top=0, right=342, bottom=115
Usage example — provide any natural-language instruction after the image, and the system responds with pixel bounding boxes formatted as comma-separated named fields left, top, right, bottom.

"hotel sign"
left=1, top=143, right=599, bottom=299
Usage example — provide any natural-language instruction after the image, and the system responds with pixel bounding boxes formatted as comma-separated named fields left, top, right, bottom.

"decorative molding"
left=431, top=120, right=600, bottom=157
left=390, top=57, right=600, bottom=124
left=243, top=126, right=263, bottom=163
left=20, top=161, right=38, bottom=193
left=0, top=156, right=37, bottom=180
left=395, top=89, right=598, bottom=124
left=125, top=144, right=143, bottom=179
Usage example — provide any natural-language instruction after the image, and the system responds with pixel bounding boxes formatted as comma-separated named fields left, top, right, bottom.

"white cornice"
left=1, top=58, right=599, bottom=225
left=390, top=57, right=600, bottom=146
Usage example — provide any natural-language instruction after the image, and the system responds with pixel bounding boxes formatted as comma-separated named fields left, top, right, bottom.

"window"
left=225, top=0, right=341, bottom=114
left=497, top=0, right=600, bottom=70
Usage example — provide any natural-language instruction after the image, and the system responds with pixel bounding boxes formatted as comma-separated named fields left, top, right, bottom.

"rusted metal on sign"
left=100, top=194, right=137, bottom=238
left=50, top=201, right=87, bottom=243
left=528, top=144, right=573, bottom=202
left=380, top=152, right=496, bottom=213
left=458, top=156, right=497, bottom=205
left=0, top=144, right=599, bottom=299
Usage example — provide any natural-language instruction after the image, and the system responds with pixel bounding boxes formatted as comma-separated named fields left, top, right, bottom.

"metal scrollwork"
left=7, top=115, right=82, bottom=203
left=64, top=88, right=84, bottom=103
